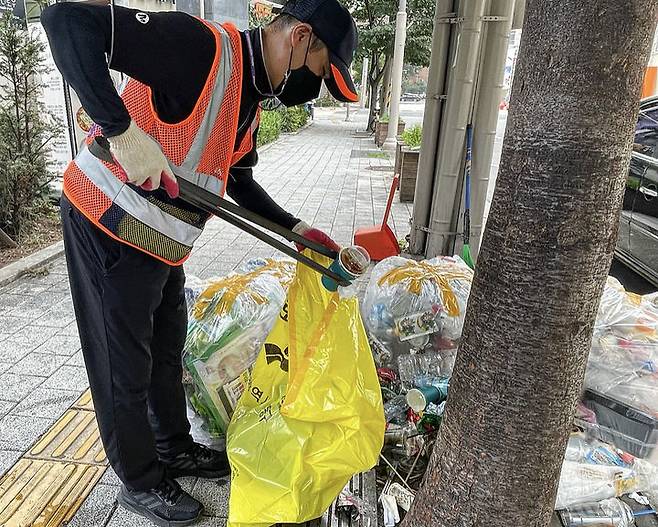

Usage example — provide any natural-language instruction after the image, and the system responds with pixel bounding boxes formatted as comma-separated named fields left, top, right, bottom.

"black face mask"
left=275, top=35, right=323, bottom=107
left=277, top=66, right=322, bottom=107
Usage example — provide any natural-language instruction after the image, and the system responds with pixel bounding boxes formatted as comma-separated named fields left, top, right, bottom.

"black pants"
left=61, top=196, right=194, bottom=491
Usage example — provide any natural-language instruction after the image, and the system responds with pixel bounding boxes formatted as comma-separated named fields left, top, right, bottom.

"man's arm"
left=40, top=2, right=214, bottom=137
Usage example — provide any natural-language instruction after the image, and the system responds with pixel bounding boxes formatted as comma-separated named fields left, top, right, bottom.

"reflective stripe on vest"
left=169, top=22, right=231, bottom=195
left=75, top=147, right=202, bottom=247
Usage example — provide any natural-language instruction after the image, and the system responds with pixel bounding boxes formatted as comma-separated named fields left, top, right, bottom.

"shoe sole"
left=166, top=467, right=230, bottom=480
left=118, top=491, right=202, bottom=527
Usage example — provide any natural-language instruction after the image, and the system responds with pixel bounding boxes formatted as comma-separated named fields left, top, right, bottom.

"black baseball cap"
left=281, top=0, right=359, bottom=103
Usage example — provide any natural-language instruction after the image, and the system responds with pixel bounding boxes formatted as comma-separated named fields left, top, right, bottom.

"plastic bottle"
left=564, top=434, right=625, bottom=467
left=559, top=498, right=634, bottom=527
left=397, top=352, right=443, bottom=384
left=383, top=394, right=408, bottom=422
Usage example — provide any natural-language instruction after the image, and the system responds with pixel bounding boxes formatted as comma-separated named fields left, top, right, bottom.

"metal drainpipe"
left=467, top=0, right=515, bottom=261
left=425, top=0, right=487, bottom=257
left=409, top=0, right=455, bottom=254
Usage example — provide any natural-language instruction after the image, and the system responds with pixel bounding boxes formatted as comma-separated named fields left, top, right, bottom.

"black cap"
left=281, top=0, right=359, bottom=103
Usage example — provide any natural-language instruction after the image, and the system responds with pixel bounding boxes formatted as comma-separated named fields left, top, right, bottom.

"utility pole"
left=360, top=57, right=369, bottom=109
left=382, top=0, right=407, bottom=151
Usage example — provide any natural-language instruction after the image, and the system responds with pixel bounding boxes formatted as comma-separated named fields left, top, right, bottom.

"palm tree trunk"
left=402, top=1, right=658, bottom=526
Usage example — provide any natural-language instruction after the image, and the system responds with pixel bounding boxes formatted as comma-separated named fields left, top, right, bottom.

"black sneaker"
left=162, top=443, right=230, bottom=479
left=117, top=477, right=203, bottom=527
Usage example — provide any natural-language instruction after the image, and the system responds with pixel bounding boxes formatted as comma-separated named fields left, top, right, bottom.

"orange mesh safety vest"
left=62, top=21, right=259, bottom=266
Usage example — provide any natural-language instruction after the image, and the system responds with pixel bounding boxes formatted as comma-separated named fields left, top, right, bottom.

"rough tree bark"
left=378, top=55, right=393, bottom=115
left=402, top=2, right=658, bottom=526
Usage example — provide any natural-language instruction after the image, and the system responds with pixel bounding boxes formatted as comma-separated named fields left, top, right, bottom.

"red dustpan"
left=354, top=175, right=401, bottom=261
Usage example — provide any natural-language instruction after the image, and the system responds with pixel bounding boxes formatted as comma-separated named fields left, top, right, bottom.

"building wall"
left=177, top=0, right=249, bottom=29
left=116, top=0, right=176, bottom=11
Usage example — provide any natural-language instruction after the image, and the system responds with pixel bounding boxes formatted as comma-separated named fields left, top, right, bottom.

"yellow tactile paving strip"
left=72, top=390, right=94, bottom=412
left=30, top=409, right=106, bottom=465
left=0, top=389, right=109, bottom=526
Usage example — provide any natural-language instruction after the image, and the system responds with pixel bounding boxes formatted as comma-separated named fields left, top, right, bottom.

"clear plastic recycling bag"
left=183, top=259, right=296, bottom=439
left=226, top=251, right=385, bottom=527
left=586, top=277, right=658, bottom=416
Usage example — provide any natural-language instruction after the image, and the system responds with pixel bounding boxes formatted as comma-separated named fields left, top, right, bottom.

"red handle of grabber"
left=381, top=175, right=400, bottom=232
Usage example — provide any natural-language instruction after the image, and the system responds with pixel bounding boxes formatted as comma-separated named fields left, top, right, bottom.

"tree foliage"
left=346, top=0, right=433, bottom=128
left=0, top=12, right=59, bottom=239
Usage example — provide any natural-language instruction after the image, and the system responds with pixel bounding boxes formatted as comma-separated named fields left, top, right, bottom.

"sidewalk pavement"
left=0, top=107, right=411, bottom=527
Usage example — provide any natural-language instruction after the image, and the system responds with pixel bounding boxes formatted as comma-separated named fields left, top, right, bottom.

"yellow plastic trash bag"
left=226, top=251, right=385, bottom=527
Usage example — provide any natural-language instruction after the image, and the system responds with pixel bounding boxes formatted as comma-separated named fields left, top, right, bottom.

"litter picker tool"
left=87, top=138, right=350, bottom=287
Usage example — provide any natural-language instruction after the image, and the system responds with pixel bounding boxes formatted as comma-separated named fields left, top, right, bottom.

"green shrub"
left=256, top=110, right=282, bottom=148
left=0, top=13, right=59, bottom=240
left=379, top=113, right=405, bottom=125
left=401, top=125, right=422, bottom=149
left=314, top=94, right=337, bottom=107
left=279, top=106, right=309, bottom=133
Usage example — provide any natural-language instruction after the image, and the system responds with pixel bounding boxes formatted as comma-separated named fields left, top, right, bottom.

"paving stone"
left=42, top=365, right=89, bottom=392
left=65, top=483, right=118, bottom=527
left=0, top=399, right=15, bottom=418
left=105, top=505, right=162, bottom=527
left=56, top=322, right=80, bottom=337
left=6, top=326, right=60, bottom=353
left=0, top=449, right=21, bottom=478
left=179, top=476, right=198, bottom=494
left=0, top=340, right=26, bottom=364
left=197, top=517, right=227, bottom=527
left=0, top=293, right=24, bottom=314
left=6, top=279, right=52, bottom=296
left=192, top=478, right=230, bottom=518
left=37, top=334, right=81, bottom=356
left=0, top=372, right=44, bottom=402
left=9, top=352, right=68, bottom=377
left=32, top=311, right=76, bottom=328
left=11, top=387, right=79, bottom=419
left=99, top=466, right=122, bottom=487
left=66, top=349, right=86, bottom=367
left=0, top=413, right=56, bottom=451
left=1, top=315, right=30, bottom=335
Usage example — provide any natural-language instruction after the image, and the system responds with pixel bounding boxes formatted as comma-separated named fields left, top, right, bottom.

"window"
left=634, top=104, right=658, bottom=158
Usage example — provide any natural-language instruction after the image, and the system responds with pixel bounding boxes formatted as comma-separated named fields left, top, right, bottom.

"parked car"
left=616, top=95, right=658, bottom=286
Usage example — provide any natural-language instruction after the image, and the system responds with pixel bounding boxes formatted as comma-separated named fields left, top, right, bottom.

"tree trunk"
left=367, top=53, right=382, bottom=132
left=379, top=55, right=393, bottom=116
left=0, top=227, right=17, bottom=249
left=402, top=2, right=658, bottom=526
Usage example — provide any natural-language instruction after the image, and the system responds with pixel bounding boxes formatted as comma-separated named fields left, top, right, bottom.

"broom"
left=461, top=124, right=475, bottom=269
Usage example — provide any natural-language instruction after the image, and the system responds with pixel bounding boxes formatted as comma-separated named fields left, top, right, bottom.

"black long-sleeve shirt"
left=40, top=2, right=299, bottom=229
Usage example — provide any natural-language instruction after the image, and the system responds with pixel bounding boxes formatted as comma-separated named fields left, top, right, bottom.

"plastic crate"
left=581, top=389, right=658, bottom=459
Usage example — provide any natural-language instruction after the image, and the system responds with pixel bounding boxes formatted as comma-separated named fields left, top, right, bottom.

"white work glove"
left=108, top=120, right=179, bottom=199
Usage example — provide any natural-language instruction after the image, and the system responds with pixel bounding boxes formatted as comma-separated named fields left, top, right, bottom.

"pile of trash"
left=183, top=258, right=296, bottom=446
left=555, top=433, right=658, bottom=525
left=361, top=255, right=474, bottom=525
left=181, top=252, right=658, bottom=526
left=556, top=277, right=658, bottom=525
left=363, top=259, right=658, bottom=526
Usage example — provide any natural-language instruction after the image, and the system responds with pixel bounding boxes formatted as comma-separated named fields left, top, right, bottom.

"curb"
left=0, top=240, right=65, bottom=287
